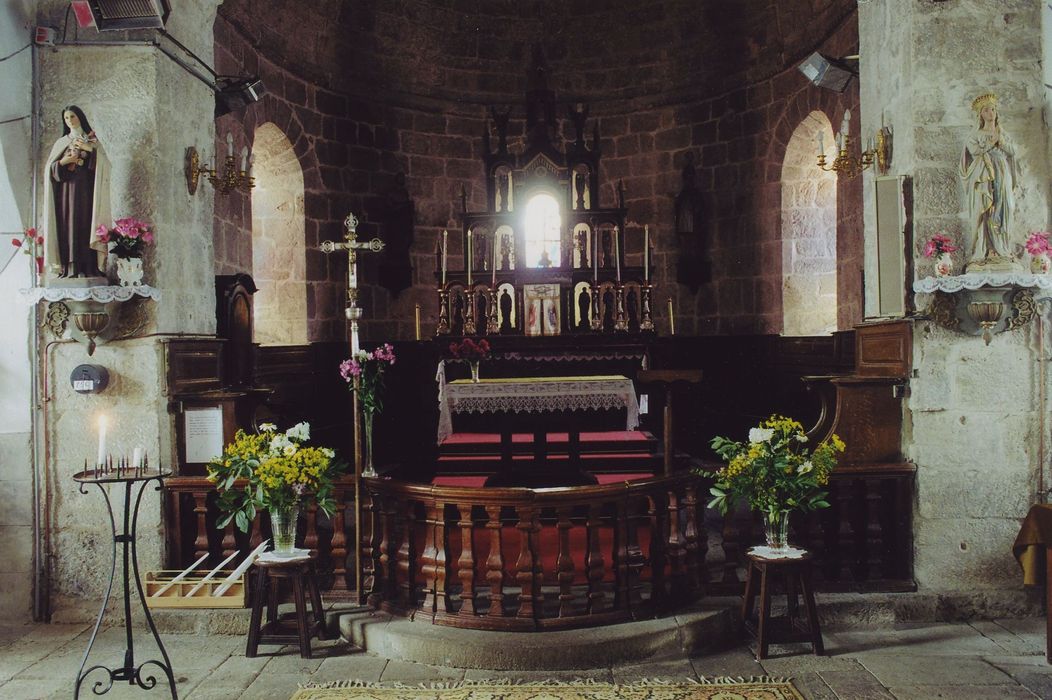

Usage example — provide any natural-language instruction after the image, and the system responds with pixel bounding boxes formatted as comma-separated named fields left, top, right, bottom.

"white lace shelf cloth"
left=913, top=273, right=1052, bottom=294
left=748, top=545, right=807, bottom=560
left=19, top=285, right=161, bottom=304
left=437, top=375, right=640, bottom=443
left=257, top=547, right=311, bottom=564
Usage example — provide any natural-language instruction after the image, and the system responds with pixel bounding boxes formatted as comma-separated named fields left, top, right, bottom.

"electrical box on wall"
left=71, top=364, right=109, bottom=394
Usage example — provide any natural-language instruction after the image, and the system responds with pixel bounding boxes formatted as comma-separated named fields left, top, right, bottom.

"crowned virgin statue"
left=959, top=93, right=1021, bottom=272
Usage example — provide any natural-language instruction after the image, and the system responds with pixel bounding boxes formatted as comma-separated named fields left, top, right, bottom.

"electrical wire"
left=157, top=30, right=218, bottom=78
left=0, top=114, right=30, bottom=125
left=0, top=43, right=30, bottom=62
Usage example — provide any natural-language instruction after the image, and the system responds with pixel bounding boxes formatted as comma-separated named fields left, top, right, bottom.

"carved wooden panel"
left=164, top=339, right=224, bottom=395
left=855, top=319, right=912, bottom=378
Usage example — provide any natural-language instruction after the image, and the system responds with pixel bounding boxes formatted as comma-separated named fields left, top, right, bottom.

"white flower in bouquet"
left=748, top=427, right=774, bottom=444
left=286, top=422, right=311, bottom=441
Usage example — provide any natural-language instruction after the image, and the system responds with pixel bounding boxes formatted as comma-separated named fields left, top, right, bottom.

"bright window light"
left=524, top=193, right=561, bottom=268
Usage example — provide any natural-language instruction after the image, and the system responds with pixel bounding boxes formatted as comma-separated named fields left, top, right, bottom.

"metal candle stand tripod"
left=73, top=468, right=177, bottom=699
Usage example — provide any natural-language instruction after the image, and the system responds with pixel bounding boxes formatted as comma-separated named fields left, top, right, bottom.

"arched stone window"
left=781, top=111, right=837, bottom=336
left=250, top=122, right=307, bottom=345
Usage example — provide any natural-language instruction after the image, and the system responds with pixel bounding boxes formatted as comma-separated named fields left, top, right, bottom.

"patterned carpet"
left=291, top=678, right=805, bottom=700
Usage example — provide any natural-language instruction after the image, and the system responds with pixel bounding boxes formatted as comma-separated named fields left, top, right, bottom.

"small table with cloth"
left=1012, top=503, right=1052, bottom=662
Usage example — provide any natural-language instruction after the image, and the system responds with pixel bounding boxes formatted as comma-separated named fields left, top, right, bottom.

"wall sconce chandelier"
left=816, top=109, right=875, bottom=179
left=185, top=134, right=254, bottom=195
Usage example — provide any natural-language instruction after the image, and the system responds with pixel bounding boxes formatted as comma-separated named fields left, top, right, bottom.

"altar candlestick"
left=667, top=297, right=676, bottom=336
left=644, top=225, right=650, bottom=282
left=441, top=230, right=448, bottom=286
left=415, top=304, right=422, bottom=340
left=97, top=415, right=107, bottom=467
left=492, top=234, right=497, bottom=285
left=467, top=230, right=473, bottom=286
left=614, top=227, right=621, bottom=282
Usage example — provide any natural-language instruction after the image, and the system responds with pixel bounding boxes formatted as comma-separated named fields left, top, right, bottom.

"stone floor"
left=1, top=616, right=1051, bottom=700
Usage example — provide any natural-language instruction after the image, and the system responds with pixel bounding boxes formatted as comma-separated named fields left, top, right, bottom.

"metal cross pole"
left=321, top=211, right=385, bottom=602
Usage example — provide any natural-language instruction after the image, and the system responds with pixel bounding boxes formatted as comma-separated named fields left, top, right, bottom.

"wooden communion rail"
left=164, top=465, right=913, bottom=630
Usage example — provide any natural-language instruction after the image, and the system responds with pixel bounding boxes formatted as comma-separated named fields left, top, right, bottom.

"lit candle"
left=97, top=415, right=107, bottom=466
left=644, top=225, right=650, bottom=283
left=441, top=230, right=448, bottom=286
left=226, top=132, right=234, bottom=158
left=415, top=304, right=422, bottom=340
left=667, top=298, right=675, bottom=336
left=492, top=232, right=497, bottom=286
left=467, top=230, right=473, bottom=286
left=132, top=446, right=143, bottom=470
left=614, top=227, right=621, bottom=282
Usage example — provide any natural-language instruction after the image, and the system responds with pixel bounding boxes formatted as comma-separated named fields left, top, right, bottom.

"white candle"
left=415, top=304, right=422, bottom=340
left=247, top=153, right=254, bottom=177
left=492, top=233, right=497, bottom=285
left=132, top=447, right=143, bottom=470
left=467, top=230, right=473, bottom=286
left=644, top=225, right=650, bottom=283
left=817, top=131, right=824, bottom=156
left=226, top=132, right=234, bottom=158
left=240, top=146, right=248, bottom=172
left=441, top=230, right=448, bottom=286
left=614, top=227, right=621, bottom=282
left=667, top=298, right=675, bottom=335
left=97, top=415, right=107, bottom=466
left=841, top=109, right=851, bottom=139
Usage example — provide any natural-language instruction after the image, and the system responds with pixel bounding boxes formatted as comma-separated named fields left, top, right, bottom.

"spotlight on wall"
left=70, top=0, right=171, bottom=31
left=214, top=77, right=266, bottom=118
left=797, top=52, right=856, bottom=92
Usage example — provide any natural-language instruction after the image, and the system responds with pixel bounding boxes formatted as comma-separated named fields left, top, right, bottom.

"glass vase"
left=469, top=359, right=480, bottom=383
left=763, top=510, right=791, bottom=552
left=363, top=407, right=377, bottom=477
left=269, top=505, right=299, bottom=555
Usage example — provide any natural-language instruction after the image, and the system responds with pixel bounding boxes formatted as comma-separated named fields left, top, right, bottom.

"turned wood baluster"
left=683, top=483, right=703, bottom=597
left=625, top=495, right=645, bottom=613
left=329, top=489, right=348, bottom=591
left=221, top=520, right=237, bottom=560
left=835, top=478, right=856, bottom=582
left=363, top=492, right=382, bottom=606
left=380, top=497, right=399, bottom=603
left=719, top=506, right=742, bottom=586
left=666, top=489, right=687, bottom=603
left=585, top=502, right=605, bottom=615
left=249, top=511, right=263, bottom=552
left=419, top=502, right=440, bottom=614
left=457, top=504, right=477, bottom=616
left=397, top=501, right=416, bottom=609
left=556, top=505, right=576, bottom=617
left=514, top=505, right=540, bottom=620
left=435, top=504, right=451, bottom=613
left=614, top=497, right=631, bottom=611
left=485, top=505, right=505, bottom=617
left=648, top=492, right=668, bottom=608
left=304, top=502, right=319, bottom=559
left=192, top=491, right=210, bottom=561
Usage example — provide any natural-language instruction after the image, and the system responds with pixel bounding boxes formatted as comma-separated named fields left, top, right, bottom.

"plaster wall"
left=0, top=0, right=37, bottom=622
left=860, top=0, right=1050, bottom=594
left=34, top=1, right=220, bottom=619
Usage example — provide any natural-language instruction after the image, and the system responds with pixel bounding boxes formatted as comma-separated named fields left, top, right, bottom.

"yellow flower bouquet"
left=706, top=415, right=844, bottom=550
left=207, top=422, right=344, bottom=553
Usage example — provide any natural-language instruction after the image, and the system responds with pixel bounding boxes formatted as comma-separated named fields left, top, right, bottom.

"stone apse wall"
left=212, top=0, right=863, bottom=342
left=861, top=0, right=1051, bottom=604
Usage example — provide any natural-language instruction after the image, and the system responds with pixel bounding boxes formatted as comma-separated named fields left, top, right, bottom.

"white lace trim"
left=913, top=273, right=1052, bottom=294
left=438, top=376, right=640, bottom=443
left=748, top=545, right=807, bottom=560
left=20, top=285, right=161, bottom=304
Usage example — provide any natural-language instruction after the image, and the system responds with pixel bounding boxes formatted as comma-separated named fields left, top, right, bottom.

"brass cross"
left=321, top=212, right=385, bottom=354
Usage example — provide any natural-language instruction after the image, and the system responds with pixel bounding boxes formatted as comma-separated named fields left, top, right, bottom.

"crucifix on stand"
left=321, top=211, right=385, bottom=601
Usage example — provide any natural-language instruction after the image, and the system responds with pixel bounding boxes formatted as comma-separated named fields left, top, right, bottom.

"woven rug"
left=291, top=678, right=804, bottom=700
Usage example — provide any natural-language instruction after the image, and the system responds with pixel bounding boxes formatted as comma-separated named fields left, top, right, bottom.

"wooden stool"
left=741, top=549, right=824, bottom=660
left=246, top=558, right=327, bottom=658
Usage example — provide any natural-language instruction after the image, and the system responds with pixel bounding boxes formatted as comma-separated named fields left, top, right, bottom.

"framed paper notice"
left=184, top=407, right=224, bottom=464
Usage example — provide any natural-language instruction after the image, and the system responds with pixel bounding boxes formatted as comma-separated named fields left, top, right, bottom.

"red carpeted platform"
left=437, top=429, right=660, bottom=474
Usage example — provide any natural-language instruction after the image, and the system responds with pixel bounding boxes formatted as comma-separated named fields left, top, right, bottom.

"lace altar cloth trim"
left=20, top=285, right=161, bottom=304
left=437, top=376, right=640, bottom=443
left=913, top=273, right=1052, bottom=294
